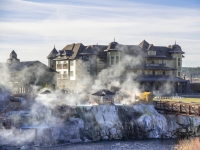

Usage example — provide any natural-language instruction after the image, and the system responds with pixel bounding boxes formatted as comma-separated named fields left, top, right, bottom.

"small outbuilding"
left=92, top=89, right=115, bottom=104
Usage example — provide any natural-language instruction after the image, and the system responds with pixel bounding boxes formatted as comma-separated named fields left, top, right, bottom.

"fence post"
left=198, top=106, right=200, bottom=116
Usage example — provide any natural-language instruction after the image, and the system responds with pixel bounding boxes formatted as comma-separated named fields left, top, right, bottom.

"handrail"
left=153, top=100, right=200, bottom=116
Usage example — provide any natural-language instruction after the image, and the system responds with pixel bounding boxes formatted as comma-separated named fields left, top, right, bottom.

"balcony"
left=63, top=74, right=68, bottom=79
left=146, top=63, right=166, bottom=67
left=57, top=74, right=62, bottom=79
left=63, top=64, right=68, bottom=69
left=57, top=64, right=62, bottom=69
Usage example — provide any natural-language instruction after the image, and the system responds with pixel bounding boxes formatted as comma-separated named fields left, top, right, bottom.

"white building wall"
left=56, top=60, right=68, bottom=77
left=70, top=60, right=76, bottom=80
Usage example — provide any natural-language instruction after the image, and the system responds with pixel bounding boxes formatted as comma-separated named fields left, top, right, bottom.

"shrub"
left=175, top=137, right=200, bottom=150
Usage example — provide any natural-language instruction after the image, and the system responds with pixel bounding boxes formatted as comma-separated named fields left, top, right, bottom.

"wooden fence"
left=153, top=100, right=200, bottom=116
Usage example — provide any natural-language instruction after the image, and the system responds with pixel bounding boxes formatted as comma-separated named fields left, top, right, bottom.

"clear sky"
left=0, top=0, right=200, bottom=67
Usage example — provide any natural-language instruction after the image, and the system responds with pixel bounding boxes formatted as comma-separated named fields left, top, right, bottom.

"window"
left=152, top=60, right=154, bottom=64
left=178, top=72, right=180, bottom=77
left=63, top=61, right=67, bottom=64
left=70, top=60, right=74, bottom=66
left=58, top=61, right=61, bottom=64
left=70, top=71, right=74, bottom=77
left=116, top=56, right=119, bottom=64
left=111, top=56, right=114, bottom=65
left=178, top=58, right=181, bottom=67
left=87, top=64, right=90, bottom=72
left=163, top=60, right=167, bottom=66
left=148, top=51, right=156, bottom=55
left=63, top=71, right=68, bottom=79
left=63, top=63, right=68, bottom=69
left=57, top=63, right=62, bottom=69
left=153, top=71, right=155, bottom=75
left=163, top=71, right=165, bottom=75
left=83, top=56, right=89, bottom=60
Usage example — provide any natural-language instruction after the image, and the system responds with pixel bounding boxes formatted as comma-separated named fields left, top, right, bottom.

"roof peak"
left=10, top=50, right=17, bottom=59
left=47, top=46, right=58, bottom=59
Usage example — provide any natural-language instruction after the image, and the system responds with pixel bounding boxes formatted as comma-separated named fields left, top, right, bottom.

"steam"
left=0, top=44, right=157, bottom=146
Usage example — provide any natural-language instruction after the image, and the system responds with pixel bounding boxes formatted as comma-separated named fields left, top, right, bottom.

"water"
left=42, top=139, right=178, bottom=150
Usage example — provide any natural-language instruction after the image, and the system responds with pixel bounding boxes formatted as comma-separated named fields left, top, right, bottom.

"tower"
left=7, top=50, right=20, bottom=64
left=47, top=45, right=58, bottom=70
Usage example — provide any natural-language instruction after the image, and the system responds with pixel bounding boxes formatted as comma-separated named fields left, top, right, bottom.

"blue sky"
left=0, top=0, right=200, bottom=67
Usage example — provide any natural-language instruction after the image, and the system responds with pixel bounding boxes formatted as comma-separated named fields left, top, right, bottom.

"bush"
left=175, top=137, right=200, bottom=150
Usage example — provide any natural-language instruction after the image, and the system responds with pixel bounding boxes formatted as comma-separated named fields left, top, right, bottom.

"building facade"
left=47, top=40, right=188, bottom=93
left=1, top=51, right=57, bottom=94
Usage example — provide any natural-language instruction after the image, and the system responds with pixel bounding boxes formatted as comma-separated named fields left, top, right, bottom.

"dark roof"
left=51, top=40, right=185, bottom=61
left=80, top=45, right=107, bottom=59
left=168, top=44, right=184, bottom=54
left=138, top=40, right=185, bottom=58
left=40, top=90, right=52, bottom=94
left=139, top=40, right=149, bottom=49
left=92, top=89, right=115, bottom=96
left=8, top=61, right=37, bottom=71
left=47, top=46, right=58, bottom=59
left=7, top=61, right=57, bottom=73
left=54, top=43, right=85, bottom=60
left=135, top=75, right=188, bottom=82
left=10, top=50, right=17, bottom=58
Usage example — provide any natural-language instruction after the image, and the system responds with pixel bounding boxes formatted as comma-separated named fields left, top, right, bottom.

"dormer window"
left=83, top=56, right=89, bottom=60
left=148, top=51, right=156, bottom=55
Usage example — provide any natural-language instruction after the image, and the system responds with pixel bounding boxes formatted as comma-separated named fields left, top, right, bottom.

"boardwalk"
left=153, top=100, right=200, bottom=116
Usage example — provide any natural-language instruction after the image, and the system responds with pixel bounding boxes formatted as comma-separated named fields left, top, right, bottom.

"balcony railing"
left=57, top=74, right=68, bottom=79
left=63, top=74, right=68, bottom=79
left=57, top=74, right=62, bottom=79
left=146, top=63, right=166, bottom=67
left=63, top=64, right=68, bottom=69
left=57, top=64, right=62, bottom=69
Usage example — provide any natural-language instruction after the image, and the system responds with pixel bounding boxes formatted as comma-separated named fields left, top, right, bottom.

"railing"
left=146, top=63, right=166, bottom=67
left=57, top=64, right=62, bottom=69
left=57, top=74, right=62, bottom=79
left=153, top=100, right=200, bottom=116
left=63, top=64, right=68, bottom=69
left=63, top=74, right=68, bottom=79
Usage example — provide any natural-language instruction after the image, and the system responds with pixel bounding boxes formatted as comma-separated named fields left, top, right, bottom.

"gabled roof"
left=80, top=46, right=96, bottom=55
left=54, top=43, right=85, bottom=60
left=51, top=40, right=185, bottom=61
left=92, top=89, right=115, bottom=96
left=147, top=44, right=155, bottom=50
left=139, top=40, right=149, bottom=49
